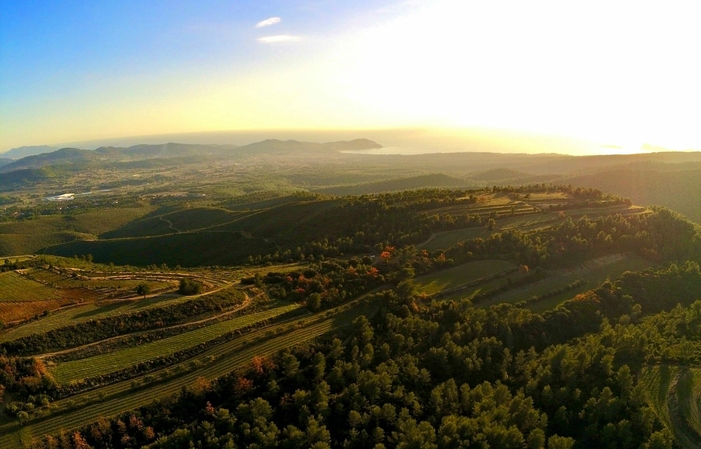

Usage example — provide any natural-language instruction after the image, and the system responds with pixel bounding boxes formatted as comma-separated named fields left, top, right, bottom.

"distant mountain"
left=1, top=145, right=59, bottom=159
left=0, top=158, right=12, bottom=168
left=235, top=139, right=382, bottom=154
left=94, top=142, right=238, bottom=158
left=0, top=140, right=380, bottom=174
left=0, top=148, right=94, bottom=173
left=323, top=139, right=383, bottom=151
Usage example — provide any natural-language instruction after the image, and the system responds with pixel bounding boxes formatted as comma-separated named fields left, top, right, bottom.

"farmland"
left=413, top=259, right=516, bottom=295
left=419, top=227, right=494, bottom=251
left=51, top=302, right=303, bottom=383
left=0, top=299, right=375, bottom=449
left=0, top=272, right=61, bottom=302
left=478, top=253, right=654, bottom=310
left=642, top=365, right=701, bottom=449
left=0, top=267, right=227, bottom=340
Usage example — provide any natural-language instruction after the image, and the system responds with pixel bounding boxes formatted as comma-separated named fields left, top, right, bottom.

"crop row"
left=53, top=303, right=302, bottom=383
left=0, top=272, right=60, bottom=303
left=50, top=302, right=366, bottom=410
left=27, top=268, right=174, bottom=292
left=1, top=286, right=247, bottom=355
left=0, top=290, right=217, bottom=344
left=0, top=302, right=371, bottom=449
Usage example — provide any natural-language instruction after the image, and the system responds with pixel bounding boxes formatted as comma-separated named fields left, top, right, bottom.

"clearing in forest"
left=479, top=253, right=653, bottom=311
left=414, top=259, right=517, bottom=295
left=642, top=365, right=701, bottom=449
left=0, top=283, right=232, bottom=343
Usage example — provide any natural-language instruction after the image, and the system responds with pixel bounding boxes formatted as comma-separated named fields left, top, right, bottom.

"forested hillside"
left=0, top=183, right=700, bottom=448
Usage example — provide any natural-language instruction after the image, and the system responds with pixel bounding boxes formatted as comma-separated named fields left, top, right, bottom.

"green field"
left=0, top=301, right=373, bottom=449
left=0, top=272, right=60, bottom=302
left=419, top=228, right=494, bottom=251
left=479, top=254, right=653, bottom=311
left=27, top=268, right=175, bottom=292
left=0, top=287, right=241, bottom=343
left=0, top=256, right=33, bottom=265
left=414, top=259, right=517, bottom=295
left=641, top=365, right=701, bottom=449
left=52, top=302, right=302, bottom=383
left=101, top=207, right=242, bottom=239
left=438, top=271, right=531, bottom=303
left=0, top=207, right=155, bottom=257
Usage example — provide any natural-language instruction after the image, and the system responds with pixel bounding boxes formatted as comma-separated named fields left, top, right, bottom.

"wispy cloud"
left=257, top=35, right=301, bottom=43
left=256, top=17, right=281, bottom=28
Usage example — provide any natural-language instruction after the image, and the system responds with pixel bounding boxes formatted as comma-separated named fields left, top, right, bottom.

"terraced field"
left=414, top=259, right=517, bottom=295
left=0, top=272, right=61, bottom=302
left=52, top=302, right=302, bottom=383
left=0, top=285, right=240, bottom=344
left=0, top=300, right=374, bottom=449
left=419, top=204, right=646, bottom=253
left=0, top=271, right=104, bottom=323
left=642, top=365, right=701, bottom=449
left=420, top=228, right=494, bottom=251
left=479, top=253, right=653, bottom=310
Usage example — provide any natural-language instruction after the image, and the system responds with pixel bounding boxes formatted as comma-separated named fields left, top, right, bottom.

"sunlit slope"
left=0, top=206, right=154, bottom=256
left=642, top=365, right=701, bottom=449
left=100, top=207, right=244, bottom=238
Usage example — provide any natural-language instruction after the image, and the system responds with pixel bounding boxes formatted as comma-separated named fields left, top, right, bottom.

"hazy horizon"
left=2, top=1, right=700, bottom=155
left=4, top=127, right=696, bottom=157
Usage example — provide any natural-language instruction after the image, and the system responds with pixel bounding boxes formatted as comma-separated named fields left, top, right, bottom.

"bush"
left=179, top=278, right=203, bottom=295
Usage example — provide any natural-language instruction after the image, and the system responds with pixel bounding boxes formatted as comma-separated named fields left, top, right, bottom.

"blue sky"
left=2, top=1, right=701, bottom=153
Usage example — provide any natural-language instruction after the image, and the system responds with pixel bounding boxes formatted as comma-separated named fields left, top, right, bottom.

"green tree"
left=136, top=283, right=150, bottom=299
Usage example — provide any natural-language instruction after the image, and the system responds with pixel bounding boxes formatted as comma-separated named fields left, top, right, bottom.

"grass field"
left=479, top=254, right=653, bottom=311
left=414, top=260, right=517, bottom=295
left=419, top=228, right=494, bottom=251
left=419, top=206, right=647, bottom=254
left=641, top=365, right=701, bottom=449
left=0, top=272, right=84, bottom=323
left=0, top=207, right=156, bottom=257
left=0, top=287, right=239, bottom=343
left=27, top=268, right=175, bottom=292
left=0, top=232, right=87, bottom=257
left=51, top=302, right=302, bottom=384
left=438, top=271, right=531, bottom=303
left=99, top=207, right=244, bottom=239
left=0, top=256, right=33, bottom=265
left=0, top=272, right=60, bottom=302
left=0, top=300, right=374, bottom=449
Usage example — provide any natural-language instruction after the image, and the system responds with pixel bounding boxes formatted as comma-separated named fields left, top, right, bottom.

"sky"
left=1, top=0, right=701, bottom=154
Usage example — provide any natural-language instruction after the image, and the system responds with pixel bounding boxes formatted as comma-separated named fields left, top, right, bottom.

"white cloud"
left=256, top=17, right=281, bottom=28
left=257, top=35, right=301, bottom=43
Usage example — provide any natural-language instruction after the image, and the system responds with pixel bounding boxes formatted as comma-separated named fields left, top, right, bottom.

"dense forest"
left=19, top=262, right=701, bottom=449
